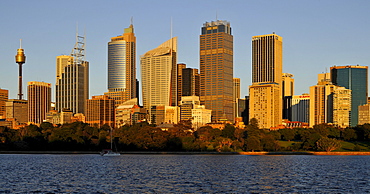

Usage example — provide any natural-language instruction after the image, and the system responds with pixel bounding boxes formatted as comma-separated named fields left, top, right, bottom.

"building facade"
left=141, top=37, right=177, bottom=122
left=358, top=104, right=370, bottom=125
left=55, top=55, right=89, bottom=114
left=179, top=96, right=201, bottom=121
left=5, top=99, right=28, bottom=125
left=86, top=95, right=115, bottom=128
left=333, top=87, right=351, bottom=128
left=249, top=83, right=281, bottom=129
left=182, top=67, right=200, bottom=97
left=291, top=94, right=310, bottom=123
left=27, top=81, right=51, bottom=124
left=106, top=24, right=136, bottom=106
left=200, top=20, right=233, bottom=122
left=330, top=65, right=368, bottom=126
left=249, top=33, right=283, bottom=129
left=282, top=73, right=294, bottom=121
left=0, top=88, right=8, bottom=119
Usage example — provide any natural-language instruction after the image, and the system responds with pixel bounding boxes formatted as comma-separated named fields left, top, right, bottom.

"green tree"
left=316, top=137, right=341, bottom=152
left=342, top=127, right=357, bottom=141
left=221, top=124, right=236, bottom=140
left=245, top=136, right=261, bottom=152
left=279, top=128, right=296, bottom=141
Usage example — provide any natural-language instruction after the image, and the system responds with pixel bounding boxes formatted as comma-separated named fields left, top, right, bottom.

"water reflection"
left=0, top=154, right=369, bottom=193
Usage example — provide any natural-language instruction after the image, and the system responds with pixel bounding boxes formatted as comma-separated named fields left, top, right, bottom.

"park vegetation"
left=1, top=118, right=370, bottom=152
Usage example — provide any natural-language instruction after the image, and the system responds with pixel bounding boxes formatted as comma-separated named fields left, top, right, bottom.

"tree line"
left=1, top=118, right=370, bottom=152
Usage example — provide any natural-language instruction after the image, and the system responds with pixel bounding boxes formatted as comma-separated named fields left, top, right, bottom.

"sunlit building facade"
left=249, top=33, right=283, bottom=129
left=333, top=87, right=351, bottom=128
left=55, top=55, right=89, bottom=114
left=86, top=95, right=115, bottom=128
left=200, top=20, right=233, bottom=122
left=106, top=24, right=136, bottom=106
left=141, top=37, right=177, bottom=122
left=27, top=81, right=51, bottom=124
left=331, top=65, right=368, bottom=126
left=0, top=88, right=8, bottom=119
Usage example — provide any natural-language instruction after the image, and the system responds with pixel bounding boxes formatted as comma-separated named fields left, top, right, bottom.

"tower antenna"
left=131, top=16, right=133, bottom=25
left=216, top=11, right=218, bottom=21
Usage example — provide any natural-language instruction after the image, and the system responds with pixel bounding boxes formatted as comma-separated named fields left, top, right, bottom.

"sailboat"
left=100, top=127, right=120, bottom=156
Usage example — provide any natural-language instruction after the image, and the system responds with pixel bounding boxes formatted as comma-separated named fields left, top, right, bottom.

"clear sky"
left=1, top=0, right=370, bottom=103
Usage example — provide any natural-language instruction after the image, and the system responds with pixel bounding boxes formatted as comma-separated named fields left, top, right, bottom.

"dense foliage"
left=1, top=120, right=370, bottom=152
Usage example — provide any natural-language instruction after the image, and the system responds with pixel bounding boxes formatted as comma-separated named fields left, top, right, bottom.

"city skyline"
left=1, top=1, right=370, bottom=103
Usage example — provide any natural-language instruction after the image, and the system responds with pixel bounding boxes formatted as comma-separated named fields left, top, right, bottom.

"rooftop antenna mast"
left=71, top=23, right=85, bottom=65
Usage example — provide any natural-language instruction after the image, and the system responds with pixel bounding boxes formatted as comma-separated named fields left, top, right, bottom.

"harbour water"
left=1, top=154, right=369, bottom=193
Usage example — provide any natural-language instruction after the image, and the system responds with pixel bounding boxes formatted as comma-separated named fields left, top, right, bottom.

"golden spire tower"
left=15, top=39, right=26, bottom=100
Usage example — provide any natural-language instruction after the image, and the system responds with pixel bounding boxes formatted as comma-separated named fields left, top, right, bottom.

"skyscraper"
left=249, top=33, right=283, bottom=129
left=141, top=37, right=177, bottom=117
left=333, top=87, right=351, bottom=128
left=200, top=20, right=233, bottom=122
left=56, top=33, right=89, bottom=114
left=27, top=81, right=51, bottom=124
left=233, top=78, right=240, bottom=119
left=282, top=73, right=294, bottom=120
left=182, top=67, right=200, bottom=97
left=309, top=73, right=337, bottom=127
left=105, top=24, right=136, bottom=106
left=330, top=65, right=368, bottom=126
left=0, top=88, right=8, bottom=119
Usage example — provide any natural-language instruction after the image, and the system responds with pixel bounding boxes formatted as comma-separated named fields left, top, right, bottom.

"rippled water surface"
left=0, top=154, right=369, bottom=193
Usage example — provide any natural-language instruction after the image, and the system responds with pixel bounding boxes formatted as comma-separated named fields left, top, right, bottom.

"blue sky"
left=1, top=0, right=370, bottom=102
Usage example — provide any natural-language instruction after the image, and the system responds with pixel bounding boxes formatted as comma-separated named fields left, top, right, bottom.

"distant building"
left=27, top=81, right=51, bottom=124
left=177, top=63, right=187, bottom=104
left=60, top=109, right=73, bottom=124
left=358, top=104, right=370, bottom=125
left=141, top=37, right=177, bottom=122
left=0, top=88, right=8, bottom=119
left=200, top=20, right=233, bottom=122
left=282, top=73, right=294, bottom=121
left=6, top=99, right=28, bottom=125
left=106, top=24, right=137, bottom=106
left=179, top=96, right=200, bottom=121
left=182, top=67, right=200, bottom=97
left=56, top=55, right=89, bottom=114
left=233, top=78, right=240, bottom=121
left=86, top=95, right=115, bottom=128
left=249, top=83, right=281, bottom=129
left=192, top=105, right=212, bottom=130
left=291, top=94, right=310, bottom=123
left=309, top=73, right=337, bottom=127
left=332, top=87, right=351, bottom=128
left=249, top=33, right=283, bottom=129
left=331, top=65, right=368, bottom=126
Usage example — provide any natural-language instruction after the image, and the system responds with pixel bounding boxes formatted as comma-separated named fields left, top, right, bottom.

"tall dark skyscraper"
left=200, top=20, right=233, bottom=122
left=182, top=68, right=199, bottom=97
left=331, top=65, right=368, bottom=126
left=56, top=33, right=89, bottom=114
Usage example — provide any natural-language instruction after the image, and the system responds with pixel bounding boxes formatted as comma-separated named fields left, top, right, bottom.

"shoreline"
left=1, top=151, right=370, bottom=155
